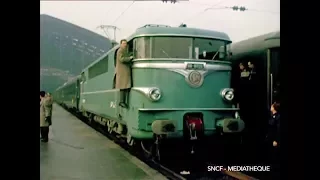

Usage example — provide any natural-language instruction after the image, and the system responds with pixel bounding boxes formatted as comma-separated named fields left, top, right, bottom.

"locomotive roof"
left=229, top=30, right=280, bottom=57
left=127, top=26, right=232, bottom=42
left=82, top=25, right=231, bottom=73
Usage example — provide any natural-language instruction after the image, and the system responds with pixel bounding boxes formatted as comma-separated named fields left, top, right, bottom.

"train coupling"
left=184, top=114, right=204, bottom=154
left=216, top=117, right=245, bottom=133
left=189, top=123, right=197, bottom=140
left=151, top=120, right=177, bottom=135
left=184, top=115, right=204, bottom=141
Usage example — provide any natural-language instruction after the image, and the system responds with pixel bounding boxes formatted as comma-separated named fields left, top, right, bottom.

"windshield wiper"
left=211, top=51, right=219, bottom=60
left=161, top=49, right=171, bottom=58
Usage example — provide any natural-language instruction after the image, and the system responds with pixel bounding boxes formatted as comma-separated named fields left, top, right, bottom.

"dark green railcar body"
left=228, top=31, right=280, bottom=143
left=54, top=76, right=80, bottom=110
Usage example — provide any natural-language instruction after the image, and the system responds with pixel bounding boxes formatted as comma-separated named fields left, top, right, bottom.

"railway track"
left=64, top=106, right=259, bottom=180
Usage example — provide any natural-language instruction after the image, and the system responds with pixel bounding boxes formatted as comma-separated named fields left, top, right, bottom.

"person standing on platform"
left=115, top=39, right=134, bottom=108
left=40, top=91, right=53, bottom=142
left=46, top=92, right=53, bottom=126
left=265, top=102, right=280, bottom=179
left=266, top=102, right=280, bottom=152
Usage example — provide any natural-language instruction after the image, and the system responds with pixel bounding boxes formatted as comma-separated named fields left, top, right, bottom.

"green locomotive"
left=54, top=24, right=245, bottom=160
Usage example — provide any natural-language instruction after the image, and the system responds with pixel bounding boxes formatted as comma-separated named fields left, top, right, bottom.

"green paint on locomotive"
left=58, top=25, right=245, bottom=140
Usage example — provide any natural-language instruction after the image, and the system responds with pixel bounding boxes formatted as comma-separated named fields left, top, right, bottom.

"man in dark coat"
left=266, top=102, right=280, bottom=149
left=115, top=39, right=133, bottom=108
left=265, top=102, right=280, bottom=179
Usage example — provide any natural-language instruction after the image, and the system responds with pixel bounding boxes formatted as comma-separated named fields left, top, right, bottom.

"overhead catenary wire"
left=182, top=0, right=232, bottom=22
left=112, top=1, right=136, bottom=25
left=153, top=0, right=230, bottom=24
left=244, top=8, right=279, bottom=14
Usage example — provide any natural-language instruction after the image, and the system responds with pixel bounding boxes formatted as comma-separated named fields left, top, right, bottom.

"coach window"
left=194, top=38, right=227, bottom=61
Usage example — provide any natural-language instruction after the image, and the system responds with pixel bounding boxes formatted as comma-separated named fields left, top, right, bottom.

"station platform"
left=40, top=104, right=166, bottom=180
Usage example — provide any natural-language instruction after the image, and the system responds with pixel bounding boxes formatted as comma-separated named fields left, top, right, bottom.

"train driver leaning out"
left=115, top=39, right=134, bottom=108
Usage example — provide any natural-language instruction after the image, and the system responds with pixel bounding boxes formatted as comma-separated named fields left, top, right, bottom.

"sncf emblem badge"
left=187, top=71, right=203, bottom=88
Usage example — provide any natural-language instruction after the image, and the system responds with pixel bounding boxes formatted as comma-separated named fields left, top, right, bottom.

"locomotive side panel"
left=80, top=54, right=115, bottom=113
left=78, top=48, right=134, bottom=125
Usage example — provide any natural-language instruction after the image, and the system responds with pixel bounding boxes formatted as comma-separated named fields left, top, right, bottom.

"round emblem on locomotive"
left=187, top=71, right=203, bottom=87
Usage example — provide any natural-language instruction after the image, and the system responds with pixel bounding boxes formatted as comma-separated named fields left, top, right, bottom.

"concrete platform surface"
left=40, top=104, right=166, bottom=180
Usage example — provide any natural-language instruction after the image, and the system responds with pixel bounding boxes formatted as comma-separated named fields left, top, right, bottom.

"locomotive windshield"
left=194, top=38, right=226, bottom=61
left=152, top=37, right=192, bottom=59
left=134, top=36, right=228, bottom=60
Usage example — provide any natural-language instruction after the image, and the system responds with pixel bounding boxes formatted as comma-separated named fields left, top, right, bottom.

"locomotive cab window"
left=193, top=38, right=227, bottom=61
left=114, top=40, right=134, bottom=66
left=128, top=40, right=133, bottom=55
left=152, top=37, right=192, bottom=59
left=134, top=37, right=151, bottom=59
left=134, top=36, right=229, bottom=60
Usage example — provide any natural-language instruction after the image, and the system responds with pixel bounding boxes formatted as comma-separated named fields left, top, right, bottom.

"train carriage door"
left=268, top=47, right=280, bottom=105
left=79, top=72, right=86, bottom=110
left=113, top=48, right=118, bottom=89
left=76, top=79, right=80, bottom=110
left=80, top=72, right=85, bottom=93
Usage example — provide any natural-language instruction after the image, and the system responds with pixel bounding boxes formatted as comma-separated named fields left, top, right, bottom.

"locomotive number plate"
left=185, top=62, right=205, bottom=70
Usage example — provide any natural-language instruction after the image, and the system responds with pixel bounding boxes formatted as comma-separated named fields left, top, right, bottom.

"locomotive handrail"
left=132, top=62, right=231, bottom=71
left=138, top=24, right=171, bottom=29
left=132, top=58, right=231, bottom=64
left=138, top=108, right=240, bottom=111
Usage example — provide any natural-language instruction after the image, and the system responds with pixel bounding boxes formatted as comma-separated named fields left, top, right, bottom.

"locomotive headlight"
left=221, top=88, right=234, bottom=101
left=148, top=88, right=161, bottom=101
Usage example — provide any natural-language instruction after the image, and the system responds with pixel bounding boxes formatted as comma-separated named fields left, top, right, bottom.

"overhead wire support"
left=96, top=25, right=120, bottom=47
left=205, top=6, right=247, bottom=12
left=162, top=0, right=178, bottom=4
left=97, top=25, right=120, bottom=39
left=206, top=6, right=279, bottom=14
left=98, top=0, right=135, bottom=45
